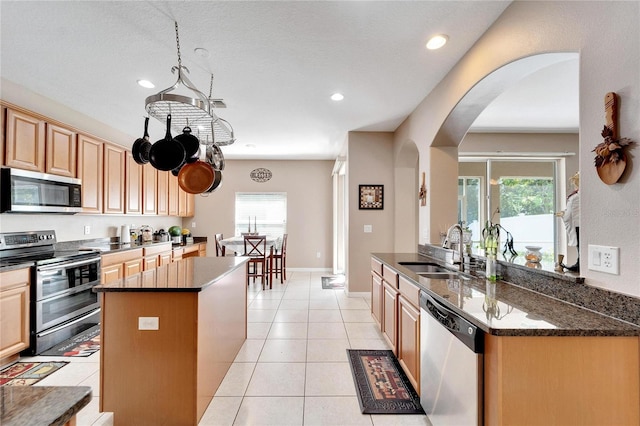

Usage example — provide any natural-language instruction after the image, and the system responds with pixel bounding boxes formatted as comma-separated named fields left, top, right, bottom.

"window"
left=458, top=177, right=482, bottom=245
left=235, top=192, right=287, bottom=237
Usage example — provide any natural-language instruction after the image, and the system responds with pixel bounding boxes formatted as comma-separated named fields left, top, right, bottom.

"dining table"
left=219, top=235, right=282, bottom=288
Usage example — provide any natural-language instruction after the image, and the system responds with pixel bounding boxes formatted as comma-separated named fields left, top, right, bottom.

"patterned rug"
left=0, top=361, right=69, bottom=386
left=347, top=349, right=424, bottom=414
left=40, top=324, right=100, bottom=357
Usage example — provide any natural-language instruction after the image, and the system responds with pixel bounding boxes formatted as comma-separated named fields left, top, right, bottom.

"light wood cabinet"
left=101, top=248, right=143, bottom=284
left=157, top=170, right=169, bottom=216
left=143, top=163, right=157, bottom=215
left=371, top=272, right=383, bottom=327
left=0, top=268, right=30, bottom=361
left=168, top=174, right=180, bottom=216
left=4, top=108, right=45, bottom=171
left=125, top=152, right=143, bottom=215
left=382, top=281, right=398, bottom=354
left=398, top=294, right=420, bottom=393
left=178, top=186, right=195, bottom=217
left=182, top=244, right=201, bottom=259
left=484, top=334, right=640, bottom=425
left=1, top=106, right=5, bottom=167
left=103, top=143, right=125, bottom=214
left=77, top=134, right=103, bottom=213
left=198, top=243, right=207, bottom=257
left=143, top=243, right=172, bottom=271
left=45, top=123, right=76, bottom=177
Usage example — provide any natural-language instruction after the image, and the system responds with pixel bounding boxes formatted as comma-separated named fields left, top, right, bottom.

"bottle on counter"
left=485, top=254, right=498, bottom=281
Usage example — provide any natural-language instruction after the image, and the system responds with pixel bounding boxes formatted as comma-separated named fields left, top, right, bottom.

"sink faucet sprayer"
left=442, top=223, right=465, bottom=271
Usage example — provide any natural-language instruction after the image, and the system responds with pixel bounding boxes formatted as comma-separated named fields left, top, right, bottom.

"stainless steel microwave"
left=0, top=168, right=82, bottom=213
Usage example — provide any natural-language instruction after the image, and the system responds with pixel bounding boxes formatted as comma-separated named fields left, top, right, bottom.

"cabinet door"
left=143, top=163, right=157, bottom=215
left=5, top=108, right=45, bottom=171
left=124, top=259, right=143, bottom=277
left=77, top=134, right=103, bottom=213
left=102, top=264, right=123, bottom=284
left=186, top=192, right=195, bottom=217
left=178, top=186, right=188, bottom=217
left=103, top=143, right=125, bottom=214
left=141, top=269, right=156, bottom=288
left=371, top=272, right=383, bottom=327
left=143, top=255, right=158, bottom=271
left=0, top=269, right=30, bottom=359
left=198, top=244, right=206, bottom=257
left=125, top=152, right=143, bottom=214
left=398, top=295, right=420, bottom=393
left=168, top=174, right=179, bottom=216
left=157, top=170, right=169, bottom=216
left=159, top=252, right=172, bottom=266
left=45, top=123, right=76, bottom=177
left=382, top=281, right=398, bottom=354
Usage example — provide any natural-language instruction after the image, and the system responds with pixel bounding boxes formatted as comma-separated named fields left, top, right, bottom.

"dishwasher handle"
left=420, top=291, right=483, bottom=353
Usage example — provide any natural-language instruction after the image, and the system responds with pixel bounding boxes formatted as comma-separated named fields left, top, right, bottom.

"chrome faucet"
left=443, top=223, right=465, bottom=271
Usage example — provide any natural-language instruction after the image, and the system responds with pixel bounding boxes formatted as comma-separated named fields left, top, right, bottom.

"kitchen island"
left=94, top=256, right=248, bottom=426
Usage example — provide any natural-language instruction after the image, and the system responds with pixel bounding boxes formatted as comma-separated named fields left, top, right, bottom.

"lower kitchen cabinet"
left=398, top=294, right=420, bottom=392
left=382, top=281, right=398, bottom=354
left=484, top=334, right=640, bottom=425
left=0, top=268, right=30, bottom=362
left=101, top=248, right=143, bottom=284
left=371, top=272, right=383, bottom=327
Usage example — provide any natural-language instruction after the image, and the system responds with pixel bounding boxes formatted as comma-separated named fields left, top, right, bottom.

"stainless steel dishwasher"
left=420, top=291, right=484, bottom=425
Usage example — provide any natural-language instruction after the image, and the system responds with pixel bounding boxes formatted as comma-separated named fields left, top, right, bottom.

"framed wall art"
left=359, top=184, right=384, bottom=210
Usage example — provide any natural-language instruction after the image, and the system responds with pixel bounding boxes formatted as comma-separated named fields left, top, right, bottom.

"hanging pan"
left=132, top=117, right=152, bottom=165
left=148, top=114, right=186, bottom=171
left=177, top=160, right=215, bottom=194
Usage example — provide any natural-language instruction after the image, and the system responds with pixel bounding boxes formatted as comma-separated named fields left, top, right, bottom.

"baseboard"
left=287, top=267, right=333, bottom=273
left=345, top=291, right=369, bottom=298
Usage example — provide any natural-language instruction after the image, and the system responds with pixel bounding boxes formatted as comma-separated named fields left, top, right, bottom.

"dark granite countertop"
left=94, top=256, right=248, bottom=292
left=372, top=252, right=640, bottom=337
left=0, top=386, right=92, bottom=426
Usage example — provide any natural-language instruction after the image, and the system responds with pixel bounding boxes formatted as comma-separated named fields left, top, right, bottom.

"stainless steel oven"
left=0, top=230, right=101, bottom=355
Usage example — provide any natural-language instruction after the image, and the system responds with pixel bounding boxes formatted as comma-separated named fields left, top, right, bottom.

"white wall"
left=188, top=159, right=333, bottom=269
left=395, top=1, right=640, bottom=297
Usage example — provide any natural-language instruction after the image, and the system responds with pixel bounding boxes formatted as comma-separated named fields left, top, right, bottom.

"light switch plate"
left=588, top=245, right=619, bottom=275
left=364, top=225, right=372, bottom=233
left=138, top=317, right=159, bottom=330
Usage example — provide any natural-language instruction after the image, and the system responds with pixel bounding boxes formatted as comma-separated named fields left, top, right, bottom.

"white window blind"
left=235, top=192, right=287, bottom=237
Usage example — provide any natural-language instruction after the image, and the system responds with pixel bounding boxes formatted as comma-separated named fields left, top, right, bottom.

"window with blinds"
left=235, top=192, right=287, bottom=237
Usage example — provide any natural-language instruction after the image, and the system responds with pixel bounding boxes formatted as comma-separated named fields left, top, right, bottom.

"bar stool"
left=244, top=235, right=268, bottom=289
left=270, top=234, right=288, bottom=283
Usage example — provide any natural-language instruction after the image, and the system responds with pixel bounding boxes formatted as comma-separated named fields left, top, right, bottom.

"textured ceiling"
left=0, top=1, right=577, bottom=160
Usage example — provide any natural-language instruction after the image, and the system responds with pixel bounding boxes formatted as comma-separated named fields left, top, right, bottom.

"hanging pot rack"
left=145, top=22, right=235, bottom=146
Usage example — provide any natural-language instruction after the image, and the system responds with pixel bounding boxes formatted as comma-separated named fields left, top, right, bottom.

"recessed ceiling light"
left=426, top=34, right=448, bottom=50
left=137, top=79, right=155, bottom=89
left=331, top=93, right=344, bottom=101
left=194, top=47, right=210, bottom=58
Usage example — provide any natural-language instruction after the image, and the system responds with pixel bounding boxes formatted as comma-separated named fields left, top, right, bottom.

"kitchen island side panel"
left=196, top=265, right=247, bottom=420
left=100, top=291, right=199, bottom=425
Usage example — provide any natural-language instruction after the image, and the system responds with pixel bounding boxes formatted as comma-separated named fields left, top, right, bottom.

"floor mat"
left=40, top=324, right=100, bottom=357
left=321, top=275, right=345, bottom=289
left=0, top=361, right=69, bottom=386
left=347, top=349, right=424, bottom=414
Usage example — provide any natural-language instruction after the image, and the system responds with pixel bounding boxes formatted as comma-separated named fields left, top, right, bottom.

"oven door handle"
left=36, top=308, right=101, bottom=337
left=37, top=257, right=100, bottom=271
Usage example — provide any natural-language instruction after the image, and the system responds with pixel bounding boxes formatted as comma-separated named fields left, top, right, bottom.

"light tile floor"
left=20, top=271, right=431, bottom=426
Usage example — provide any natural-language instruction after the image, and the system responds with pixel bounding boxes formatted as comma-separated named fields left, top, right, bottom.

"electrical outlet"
left=588, top=245, right=619, bottom=275
left=84, top=225, right=91, bottom=235
left=138, top=317, right=159, bottom=330
left=316, top=251, right=321, bottom=258
left=364, top=225, right=372, bottom=233
left=191, top=221, right=196, bottom=228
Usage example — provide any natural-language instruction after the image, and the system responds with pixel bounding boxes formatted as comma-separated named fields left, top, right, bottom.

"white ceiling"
left=0, top=1, right=578, bottom=160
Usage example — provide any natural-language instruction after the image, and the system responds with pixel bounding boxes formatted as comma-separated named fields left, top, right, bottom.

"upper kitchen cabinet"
left=125, top=152, right=143, bottom=215
left=168, top=174, right=179, bottom=216
left=157, top=170, right=169, bottom=216
left=179, top=185, right=195, bottom=217
left=4, top=108, right=45, bottom=172
left=143, top=163, right=158, bottom=215
left=45, top=123, right=76, bottom=177
left=103, top=143, right=125, bottom=214
left=3, top=107, right=76, bottom=177
left=77, top=134, right=103, bottom=213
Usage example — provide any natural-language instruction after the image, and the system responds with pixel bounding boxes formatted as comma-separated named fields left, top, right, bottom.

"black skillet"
left=174, top=125, right=200, bottom=163
left=148, top=114, right=186, bottom=171
left=132, top=117, right=151, bottom=165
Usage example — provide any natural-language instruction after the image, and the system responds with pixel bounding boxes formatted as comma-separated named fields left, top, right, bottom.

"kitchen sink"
left=398, top=262, right=449, bottom=273
left=417, top=272, right=470, bottom=280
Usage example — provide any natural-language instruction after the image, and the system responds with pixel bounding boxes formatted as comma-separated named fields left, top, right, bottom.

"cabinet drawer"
left=382, top=265, right=398, bottom=287
left=371, top=258, right=382, bottom=276
left=101, top=248, right=143, bottom=267
left=142, top=243, right=172, bottom=256
left=398, top=276, right=420, bottom=307
left=0, top=268, right=30, bottom=292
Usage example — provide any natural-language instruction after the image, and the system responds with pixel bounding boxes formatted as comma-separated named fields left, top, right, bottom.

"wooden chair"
left=244, top=235, right=268, bottom=289
left=270, top=234, right=288, bottom=283
left=214, top=233, right=225, bottom=257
